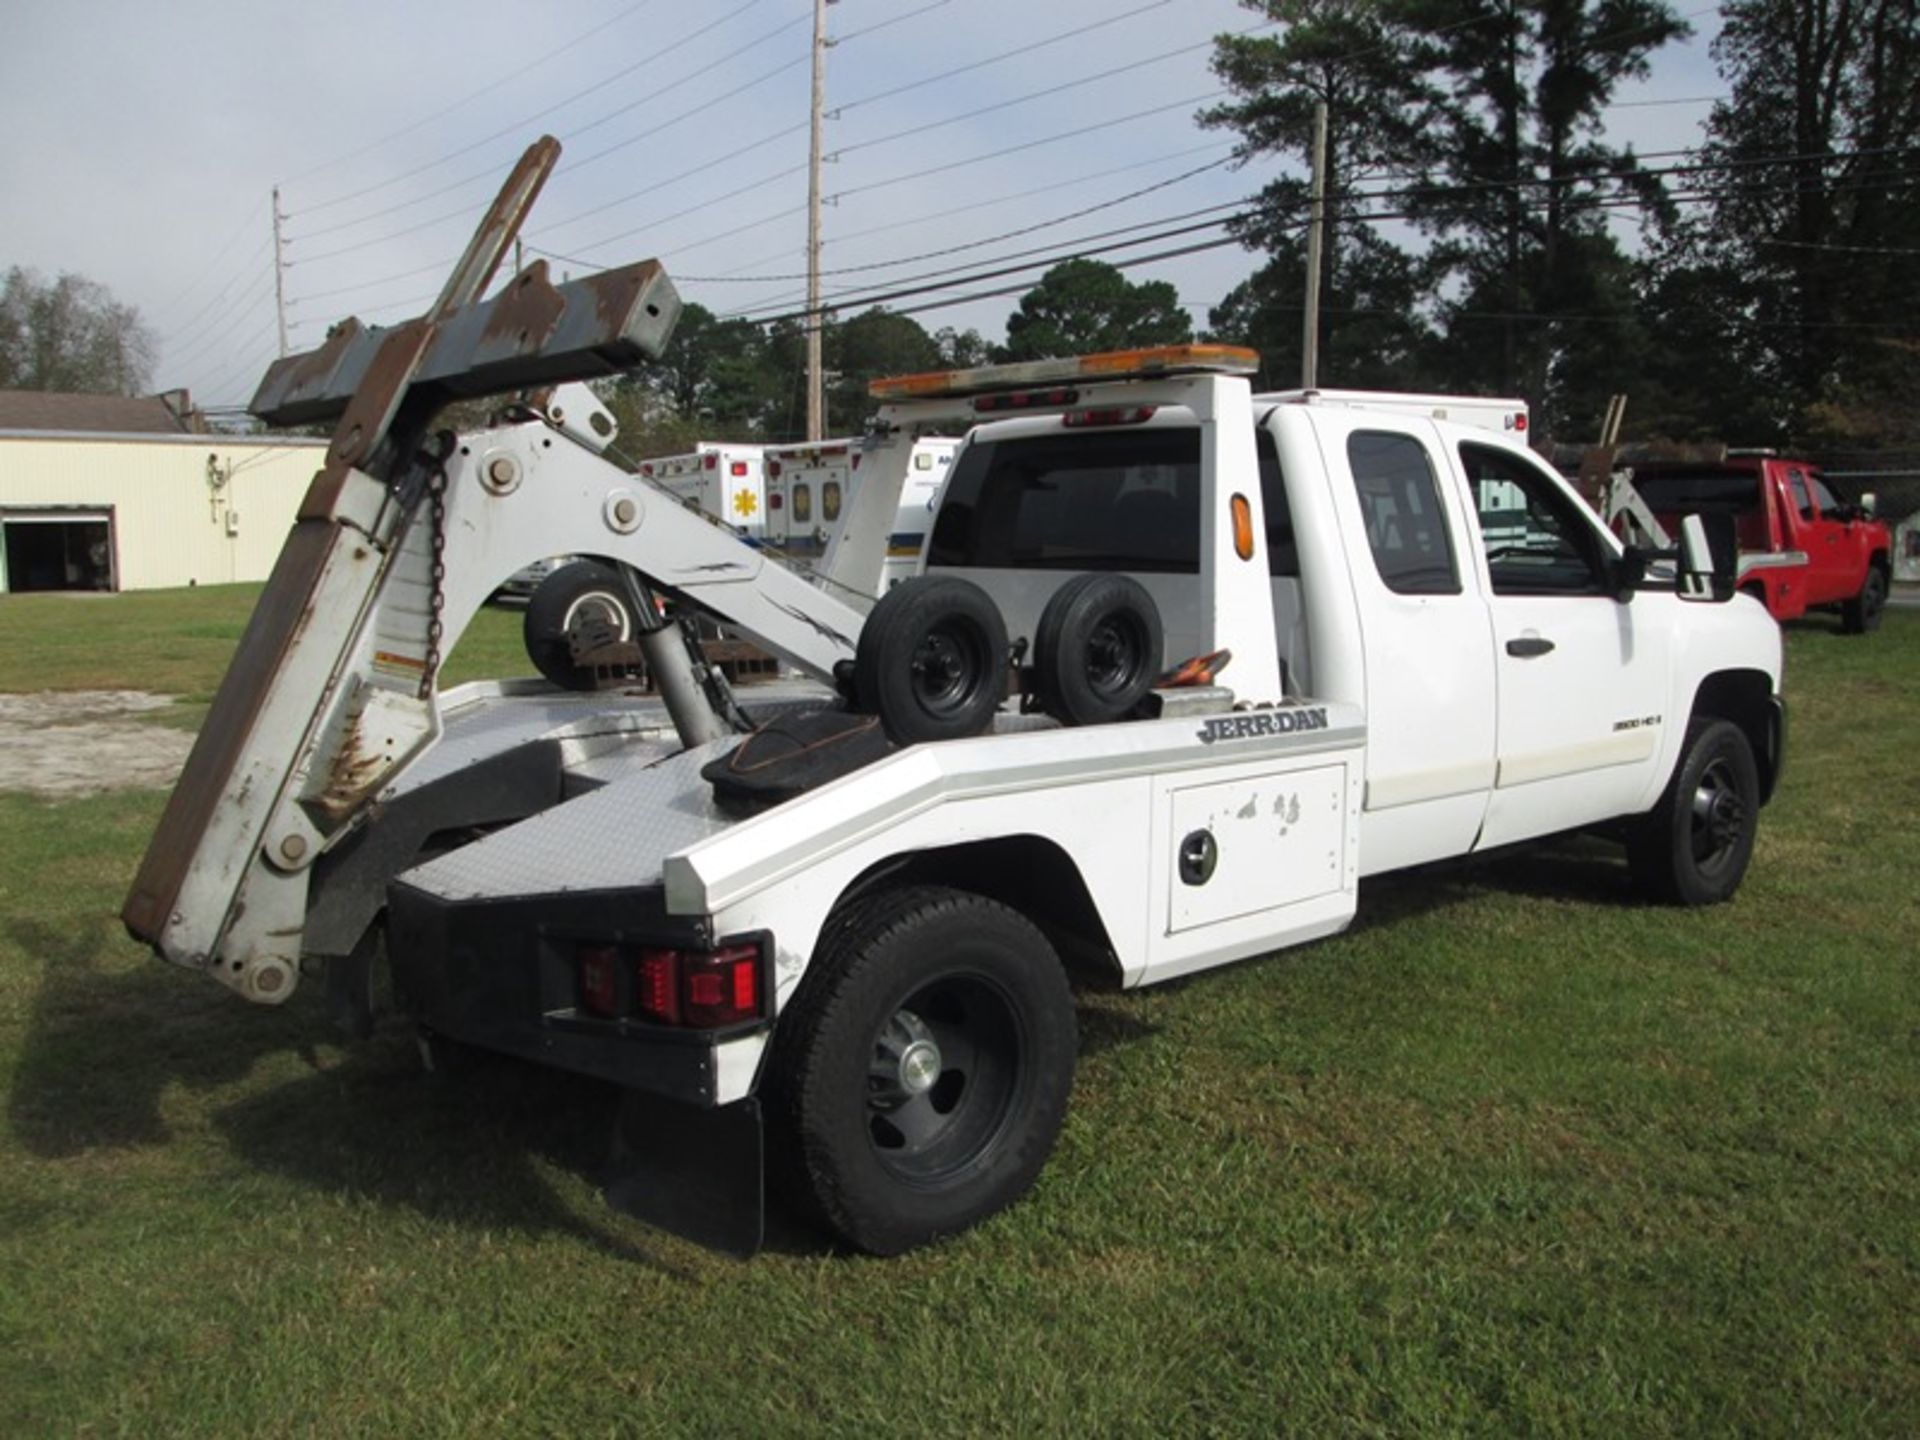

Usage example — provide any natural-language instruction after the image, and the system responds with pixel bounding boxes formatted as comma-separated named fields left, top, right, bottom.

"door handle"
left=1505, top=636, right=1555, bottom=658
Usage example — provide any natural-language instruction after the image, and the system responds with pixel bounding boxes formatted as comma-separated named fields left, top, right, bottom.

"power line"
left=676, top=156, right=1236, bottom=285
left=829, top=35, right=1255, bottom=164
left=290, top=0, right=771, bottom=219
left=715, top=150, right=1920, bottom=330
left=283, top=0, right=663, bottom=189
left=165, top=269, right=277, bottom=372
left=150, top=203, right=269, bottom=330
left=831, top=91, right=1228, bottom=204
left=697, top=141, right=1237, bottom=280
left=832, top=0, right=954, bottom=47
left=830, top=0, right=1172, bottom=118
left=160, top=236, right=273, bottom=350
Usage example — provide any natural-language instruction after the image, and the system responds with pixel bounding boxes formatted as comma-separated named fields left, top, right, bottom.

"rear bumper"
left=385, top=880, right=760, bottom=1105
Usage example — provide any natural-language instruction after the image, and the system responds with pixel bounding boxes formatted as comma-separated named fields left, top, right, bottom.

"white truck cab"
left=121, top=155, right=1784, bottom=1259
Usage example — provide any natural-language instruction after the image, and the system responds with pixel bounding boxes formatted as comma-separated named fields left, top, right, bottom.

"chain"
left=418, top=462, right=449, bottom=700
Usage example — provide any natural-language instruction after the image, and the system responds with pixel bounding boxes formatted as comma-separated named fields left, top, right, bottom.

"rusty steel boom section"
left=121, top=137, right=696, bottom=1000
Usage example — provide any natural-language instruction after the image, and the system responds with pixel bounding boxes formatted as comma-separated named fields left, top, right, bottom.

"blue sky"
left=1, top=0, right=1725, bottom=412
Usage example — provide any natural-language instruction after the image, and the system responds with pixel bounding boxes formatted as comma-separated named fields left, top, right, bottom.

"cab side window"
left=1346, top=430, right=1460, bottom=595
left=1788, top=468, right=1815, bottom=522
left=1460, top=442, right=1608, bottom=596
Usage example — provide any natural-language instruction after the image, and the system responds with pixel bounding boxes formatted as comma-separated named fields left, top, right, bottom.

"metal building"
left=0, top=393, right=324, bottom=593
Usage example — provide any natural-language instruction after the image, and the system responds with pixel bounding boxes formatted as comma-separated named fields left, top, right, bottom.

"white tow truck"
left=123, top=141, right=1785, bottom=1257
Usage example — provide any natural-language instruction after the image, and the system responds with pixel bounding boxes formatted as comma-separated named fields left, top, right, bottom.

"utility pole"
left=805, top=0, right=830, bottom=441
left=271, top=186, right=290, bottom=359
left=1299, top=101, right=1328, bottom=390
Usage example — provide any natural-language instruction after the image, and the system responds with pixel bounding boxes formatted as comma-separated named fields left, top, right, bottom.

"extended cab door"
left=1784, top=463, right=1861, bottom=606
left=1301, top=409, right=1496, bottom=873
left=1451, top=439, right=1673, bottom=848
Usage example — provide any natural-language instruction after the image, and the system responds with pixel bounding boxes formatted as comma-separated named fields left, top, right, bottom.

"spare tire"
left=523, top=560, right=639, bottom=691
left=1032, top=574, right=1163, bottom=726
left=854, top=576, right=1008, bottom=744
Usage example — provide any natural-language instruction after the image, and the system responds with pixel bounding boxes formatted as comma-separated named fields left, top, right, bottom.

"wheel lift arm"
left=120, top=138, right=860, bottom=1006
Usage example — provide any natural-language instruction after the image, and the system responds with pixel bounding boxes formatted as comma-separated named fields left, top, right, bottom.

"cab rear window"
left=927, top=426, right=1296, bottom=577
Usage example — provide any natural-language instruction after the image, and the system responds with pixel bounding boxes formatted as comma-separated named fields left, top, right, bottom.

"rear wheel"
left=767, top=886, right=1076, bottom=1255
left=1841, top=565, right=1888, bottom=634
left=1628, top=718, right=1760, bottom=905
left=523, top=560, right=638, bottom=690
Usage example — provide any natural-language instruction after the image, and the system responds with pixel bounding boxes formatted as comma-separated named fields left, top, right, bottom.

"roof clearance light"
left=1063, top=406, right=1157, bottom=428
left=975, top=387, right=1079, bottom=414
left=870, top=343, right=1261, bottom=402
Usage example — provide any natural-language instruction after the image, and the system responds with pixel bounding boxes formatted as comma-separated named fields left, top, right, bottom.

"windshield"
left=1630, top=469, right=1761, bottom=514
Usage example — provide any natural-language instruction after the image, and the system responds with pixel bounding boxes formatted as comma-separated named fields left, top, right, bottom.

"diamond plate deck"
left=400, top=736, right=742, bottom=901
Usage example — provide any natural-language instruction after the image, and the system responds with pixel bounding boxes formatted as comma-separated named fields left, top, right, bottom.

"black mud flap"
left=606, top=1090, right=764, bottom=1258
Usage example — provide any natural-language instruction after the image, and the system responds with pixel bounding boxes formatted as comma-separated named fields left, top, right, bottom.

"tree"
left=1205, top=229, right=1443, bottom=391
left=932, top=326, right=990, bottom=368
left=1401, top=0, right=1690, bottom=437
left=1673, top=0, right=1920, bottom=444
left=825, top=308, right=942, bottom=431
left=1203, top=0, right=1441, bottom=387
left=0, top=266, right=157, bottom=395
left=998, top=259, right=1193, bottom=361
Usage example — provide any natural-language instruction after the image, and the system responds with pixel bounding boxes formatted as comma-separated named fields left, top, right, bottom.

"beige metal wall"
left=0, top=433, right=326, bottom=591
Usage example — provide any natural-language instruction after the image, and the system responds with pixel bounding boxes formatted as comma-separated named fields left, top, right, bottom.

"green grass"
left=0, top=585, right=536, bottom=706
left=1, top=590, right=1916, bottom=1436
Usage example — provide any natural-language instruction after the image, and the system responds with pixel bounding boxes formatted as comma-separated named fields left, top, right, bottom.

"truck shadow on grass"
left=8, top=916, right=1152, bottom=1262
left=5, top=920, right=689, bottom=1272
left=1363, top=833, right=1647, bottom=922
left=7, top=838, right=1627, bottom=1261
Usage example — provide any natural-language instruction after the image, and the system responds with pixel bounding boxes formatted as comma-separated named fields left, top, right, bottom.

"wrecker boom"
left=121, top=139, right=881, bottom=1004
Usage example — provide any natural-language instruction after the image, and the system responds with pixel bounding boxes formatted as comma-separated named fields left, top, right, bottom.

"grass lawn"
left=1, top=589, right=1915, bottom=1436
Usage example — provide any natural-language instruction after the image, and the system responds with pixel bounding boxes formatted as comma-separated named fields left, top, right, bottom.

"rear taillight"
left=703, top=453, right=718, bottom=470
left=578, top=940, right=765, bottom=1030
left=767, top=459, right=783, bottom=477
left=768, top=492, right=783, bottom=510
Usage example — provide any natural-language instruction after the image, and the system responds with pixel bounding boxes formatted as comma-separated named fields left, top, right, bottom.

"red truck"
left=1607, top=454, right=1892, bottom=632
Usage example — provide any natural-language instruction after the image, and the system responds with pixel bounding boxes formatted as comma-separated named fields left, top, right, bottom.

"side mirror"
left=1860, top=490, right=1878, bottom=518
left=1677, top=513, right=1736, bottom=603
left=1612, top=548, right=1649, bottom=602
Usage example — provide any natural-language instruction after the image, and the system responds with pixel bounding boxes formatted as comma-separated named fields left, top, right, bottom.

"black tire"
left=766, top=886, right=1076, bottom=1256
left=1628, top=718, right=1761, bottom=905
left=854, top=576, right=1007, bottom=744
left=1032, top=574, right=1164, bottom=726
left=523, top=561, right=637, bottom=691
left=1841, top=564, right=1888, bottom=634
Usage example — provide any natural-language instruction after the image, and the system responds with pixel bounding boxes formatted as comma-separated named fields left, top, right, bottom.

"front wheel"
left=1627, top=718, right=1760, bottom=905
left=767, top=886, right=1076, bottom=1255
left=1841, top=565, right=1888, bottom=634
